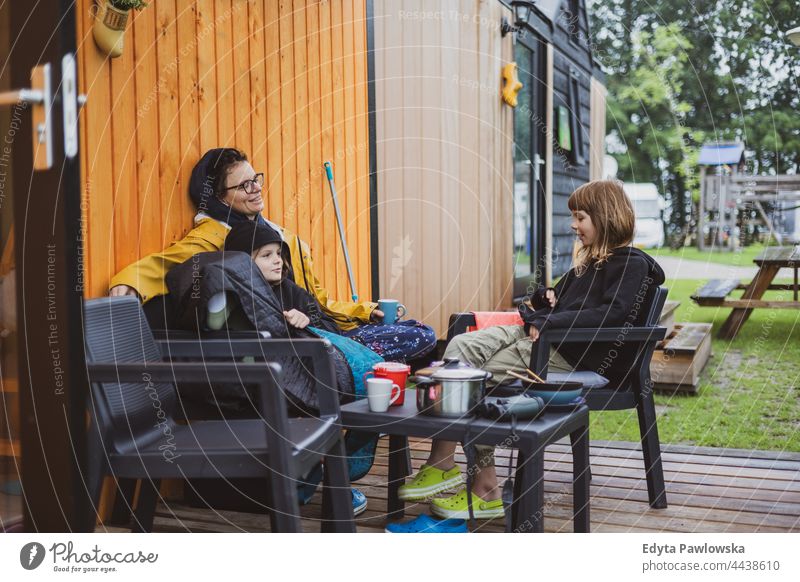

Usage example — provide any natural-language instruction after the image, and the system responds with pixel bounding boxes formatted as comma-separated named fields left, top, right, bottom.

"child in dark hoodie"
left=391, top=180, right=666, bottom=525
left=222, top=221, right=342, bottom=335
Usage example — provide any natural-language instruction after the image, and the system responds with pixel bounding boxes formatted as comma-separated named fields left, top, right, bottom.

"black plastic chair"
left=446, top=287, right=669, bottom=508
left=84, top=296, right=354, bottom=532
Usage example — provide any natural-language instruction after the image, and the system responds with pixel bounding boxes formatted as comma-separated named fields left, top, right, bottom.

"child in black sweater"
left=392, top=180, right=666, bottom=525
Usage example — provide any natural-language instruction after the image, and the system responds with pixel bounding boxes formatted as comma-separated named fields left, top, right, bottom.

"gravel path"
left=654, top=256, right=796, bottom=280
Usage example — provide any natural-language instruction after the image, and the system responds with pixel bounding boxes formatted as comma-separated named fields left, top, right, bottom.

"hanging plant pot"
left=92, top=1, right=147, bottom=58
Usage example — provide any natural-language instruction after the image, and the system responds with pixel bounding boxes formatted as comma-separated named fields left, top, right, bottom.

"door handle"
left=533, top=154, right=545, bottom=183
left=0, top=64, right=53, bottom=170
left=0, top=88, right=45, bottom=106
left=0, top=57, right=85, bottom=168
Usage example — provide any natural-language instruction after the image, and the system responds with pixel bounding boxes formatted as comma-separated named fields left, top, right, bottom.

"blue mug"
left=378, top=299, right=406, bottom=325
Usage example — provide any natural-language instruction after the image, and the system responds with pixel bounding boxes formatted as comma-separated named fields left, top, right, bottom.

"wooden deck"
left=147, top=438, right=800, bottom=533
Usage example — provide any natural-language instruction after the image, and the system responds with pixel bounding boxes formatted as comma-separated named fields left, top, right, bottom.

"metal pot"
left=413, top=360, right=492, bottom=417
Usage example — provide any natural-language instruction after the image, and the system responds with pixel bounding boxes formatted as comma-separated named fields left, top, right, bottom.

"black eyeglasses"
left=224, top=173, right=264, bottom=194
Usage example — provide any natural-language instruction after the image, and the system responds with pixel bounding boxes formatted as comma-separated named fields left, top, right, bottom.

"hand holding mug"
left=377, top=299, right=406, bottom=325
left=545, top=288, right=557, bottom=308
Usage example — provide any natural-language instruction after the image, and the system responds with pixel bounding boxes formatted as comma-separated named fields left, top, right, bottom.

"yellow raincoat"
left=109, top=216, right=376, bottom=331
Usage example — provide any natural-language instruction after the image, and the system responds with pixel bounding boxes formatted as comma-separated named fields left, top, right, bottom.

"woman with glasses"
left=109, top=148, right=436, bottom=362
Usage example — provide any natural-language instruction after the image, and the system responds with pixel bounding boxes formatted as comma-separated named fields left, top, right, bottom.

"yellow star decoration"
left=502, top=62, right=523, bottom=107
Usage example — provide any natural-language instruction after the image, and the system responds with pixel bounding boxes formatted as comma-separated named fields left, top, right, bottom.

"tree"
left=589, top=0, right=800, bottom=243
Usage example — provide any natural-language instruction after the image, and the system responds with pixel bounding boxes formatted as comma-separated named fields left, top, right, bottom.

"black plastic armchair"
left=84, top=296, right=354, bottom=532
left=446, top=286, right=669, bottom=509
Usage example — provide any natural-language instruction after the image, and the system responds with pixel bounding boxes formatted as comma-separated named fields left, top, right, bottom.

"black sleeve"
left=528, top=286, right=556, bottom=310
left=286, top=282, right=341, bottom=334
left=527, top=257, right=650, bottom=332
left=519, top=272, right=570, bottom=323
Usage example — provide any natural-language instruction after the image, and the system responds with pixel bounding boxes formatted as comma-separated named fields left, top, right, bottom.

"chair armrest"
left=446, top=312, right=477, bottom=342
left=155, top=337, right=332, bottom=359
left=154, top=337, right=340, bottom=419
left=530, top=326, right=667, bottom=377
left=535, top=326, right=667, bottom=343
left=151, top=329, right=271, bottom=341
left=87, top=361, right=285, bottom=424
left=87, top=361, right=281, bottom=385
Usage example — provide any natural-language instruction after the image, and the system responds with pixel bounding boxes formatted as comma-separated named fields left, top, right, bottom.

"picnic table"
left=691, top=246, right=800, bottom=340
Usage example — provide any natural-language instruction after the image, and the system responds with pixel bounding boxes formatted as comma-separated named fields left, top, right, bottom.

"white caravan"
left=624, top=183, right=666, bottom=248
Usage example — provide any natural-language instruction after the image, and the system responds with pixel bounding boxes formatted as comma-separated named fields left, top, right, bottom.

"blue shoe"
left=384, top=513, right=468, bottom=533
left=352, top=488, right=368, bottom=516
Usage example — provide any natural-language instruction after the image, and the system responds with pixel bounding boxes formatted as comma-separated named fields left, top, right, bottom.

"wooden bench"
left=691, top=279, right=740, bottom=306
left=651, top=323, right=713, bottom=394
left=691, top=247, right=800, bottom=339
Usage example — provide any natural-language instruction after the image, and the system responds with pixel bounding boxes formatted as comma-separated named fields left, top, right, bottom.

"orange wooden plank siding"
left=293, top=0, right=312, bottom=246
left=132, top=5, right=162, bottom=257
left=109, top=9, right=140, bottom=274
left=195, top=0, right=220, bottom=156
left=341, top=0, right=358, bottom=300
left=317, top=0, right=339, bottom=298
left=305, top=1, right=325, bottom=279
left=154, top=0, right=184, bottom=248
left=247, top=0, right=268, bottom=184
left=329, top=0, right=346, bottom=301
left=352, top=0, right=370, bottom=300
left=264, top=0, right=284, bottom=228
left=278, top=0, right=298, bottom=239
left=230, top=0, right=253, bottom=156
left=214, top=0, right=236, bottom=147
left=77, top=0, right=372, bottom=303
left=176, top=3, right=203, bottom=237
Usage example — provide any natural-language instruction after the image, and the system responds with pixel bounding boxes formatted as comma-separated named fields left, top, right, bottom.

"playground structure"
left=698, top=141, right=800, bottom=251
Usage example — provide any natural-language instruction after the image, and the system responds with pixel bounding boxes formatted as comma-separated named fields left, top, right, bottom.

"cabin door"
left=512, top=34, right=547, bottom=299
left=0, top=0, right=90, bottom=532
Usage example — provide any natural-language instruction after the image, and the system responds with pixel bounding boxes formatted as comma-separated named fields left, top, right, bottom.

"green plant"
left=107, top=0, right=148, bottom=10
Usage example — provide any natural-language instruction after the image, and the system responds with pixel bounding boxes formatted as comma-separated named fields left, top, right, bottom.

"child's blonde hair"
left=568, top=180, right=635, bottom=273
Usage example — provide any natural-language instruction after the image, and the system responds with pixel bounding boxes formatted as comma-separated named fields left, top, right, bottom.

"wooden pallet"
left=659, top=300, right=680, bottom=337
left=650, top=323, right=713, bottom=394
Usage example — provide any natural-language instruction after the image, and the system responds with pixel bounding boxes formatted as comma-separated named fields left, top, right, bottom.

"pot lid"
left=431, top=368, right=488, bottom=380
left=375, top=362, right=411, bottom=371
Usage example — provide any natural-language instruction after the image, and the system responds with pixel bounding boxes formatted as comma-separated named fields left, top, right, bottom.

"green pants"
left=442, top=325, right=574, bottom=468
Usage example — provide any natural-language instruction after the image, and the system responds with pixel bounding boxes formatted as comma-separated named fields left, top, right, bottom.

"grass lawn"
left=589, top=278, right=800, bottom=452
left=649, top=243, right=774, bottom=267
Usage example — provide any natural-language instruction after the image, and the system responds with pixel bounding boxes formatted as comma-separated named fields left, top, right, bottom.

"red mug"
left=363, top=362, right=411, bottom=406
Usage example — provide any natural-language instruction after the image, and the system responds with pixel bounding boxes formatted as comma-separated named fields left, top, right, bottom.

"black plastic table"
left=340, top=394, right=590, bottom=533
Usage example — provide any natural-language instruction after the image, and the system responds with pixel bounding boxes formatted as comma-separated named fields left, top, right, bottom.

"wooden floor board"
left=150, top=440, right=800, bottom=533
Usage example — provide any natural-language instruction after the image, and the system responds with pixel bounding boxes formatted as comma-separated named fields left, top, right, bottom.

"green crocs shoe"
left=397, top=465, right=464, bottom=501
left=430, top=489, right=505, bottom=520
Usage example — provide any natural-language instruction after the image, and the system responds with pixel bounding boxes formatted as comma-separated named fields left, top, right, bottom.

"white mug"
left=366, top=378, right=401, bottom=412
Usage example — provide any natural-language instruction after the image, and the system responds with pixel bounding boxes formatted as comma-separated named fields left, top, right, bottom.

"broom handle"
left=324, top=161, right=358, bottom=302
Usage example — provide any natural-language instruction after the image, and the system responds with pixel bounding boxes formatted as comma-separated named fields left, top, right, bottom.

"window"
left=566, top=0, right=581, bottom=44
left=567, top=68, right=585, bottom=166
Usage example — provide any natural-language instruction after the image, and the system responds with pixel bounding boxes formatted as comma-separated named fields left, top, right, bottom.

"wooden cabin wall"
left=590, top=77, right=607, bottom=180
left=373, top=0, right=514, bottom=338
left=76, top=0, right=372, bottom=303
left=548, top=0, right=594, bottom=278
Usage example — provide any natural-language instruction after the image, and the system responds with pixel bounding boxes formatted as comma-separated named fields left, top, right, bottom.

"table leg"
left=513, top=442, right=544, bottom=533
left=570, top=425, right=591, bottom=533
left=387, top=435, right=410, bottom=520
left=719, top=264, right=779, bottom=340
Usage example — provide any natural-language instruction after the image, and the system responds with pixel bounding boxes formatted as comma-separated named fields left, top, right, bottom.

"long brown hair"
left=568, top=180, right=635, bottom=273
